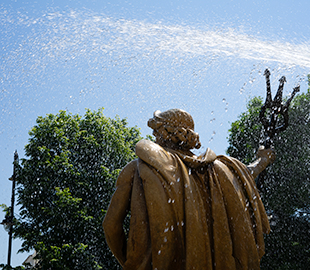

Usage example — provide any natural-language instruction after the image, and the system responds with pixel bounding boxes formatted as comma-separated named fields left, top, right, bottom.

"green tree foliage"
left=227, top=88, right=310, bottom=269
left=12, top=109, right=142, bottom=269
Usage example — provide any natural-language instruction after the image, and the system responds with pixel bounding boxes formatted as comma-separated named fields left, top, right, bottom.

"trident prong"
left=263, top=69, right=272, bottom=108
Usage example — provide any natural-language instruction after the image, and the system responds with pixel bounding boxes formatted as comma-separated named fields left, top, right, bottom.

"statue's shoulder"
left=135, top=139, right=165, bottom=158
left=135, top=139, right=173, bottom=168
left=135, top=139, right=157, bottom=151
left=136, top=139, right=161, bottom=149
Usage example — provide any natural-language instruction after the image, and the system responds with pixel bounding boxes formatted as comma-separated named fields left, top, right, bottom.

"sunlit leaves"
left=14, top=108, right=142, bottom=269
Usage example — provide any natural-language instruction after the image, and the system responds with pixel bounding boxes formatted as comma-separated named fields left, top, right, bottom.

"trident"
left=259, top=69, right=300, bottom=147
left=257, top=69, right=300, bottom=189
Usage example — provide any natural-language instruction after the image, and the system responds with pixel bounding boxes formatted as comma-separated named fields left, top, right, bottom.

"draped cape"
left=103, top=140, right=270, bottom=270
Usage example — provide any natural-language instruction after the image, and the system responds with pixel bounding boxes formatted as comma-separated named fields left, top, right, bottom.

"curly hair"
left=148, top=109, right=201, bottom=150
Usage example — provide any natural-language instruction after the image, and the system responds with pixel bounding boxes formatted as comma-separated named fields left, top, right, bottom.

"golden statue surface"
left=103, top=109, right=275, bottom=270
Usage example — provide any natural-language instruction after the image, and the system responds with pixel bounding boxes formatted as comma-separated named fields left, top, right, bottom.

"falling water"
left=2, top=9, right=310, bottom=66
left=1, top=6, right=310, bottom=266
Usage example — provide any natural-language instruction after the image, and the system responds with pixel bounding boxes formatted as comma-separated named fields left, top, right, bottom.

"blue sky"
left=1, top=0, right=310, bottom=266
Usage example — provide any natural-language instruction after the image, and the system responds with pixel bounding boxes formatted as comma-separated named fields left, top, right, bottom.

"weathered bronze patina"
left=103, top=109, right=275, bottom=270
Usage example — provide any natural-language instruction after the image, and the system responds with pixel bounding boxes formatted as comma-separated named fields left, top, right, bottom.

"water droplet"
left=158, top=250, right=161, bottom=255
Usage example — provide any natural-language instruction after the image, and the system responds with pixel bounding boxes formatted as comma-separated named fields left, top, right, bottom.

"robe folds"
left=103, top=139, right=270, bottom=270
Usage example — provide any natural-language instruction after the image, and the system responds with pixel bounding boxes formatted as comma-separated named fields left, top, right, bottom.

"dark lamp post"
left=1, top=151, right=19, bottom=267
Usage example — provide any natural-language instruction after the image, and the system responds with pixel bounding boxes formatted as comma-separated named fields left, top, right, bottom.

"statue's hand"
left=256, top=146, right=276, bottom=164
left=247, top=146, right=276, bottom=179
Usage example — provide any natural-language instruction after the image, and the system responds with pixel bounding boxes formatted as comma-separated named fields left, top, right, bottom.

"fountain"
left=1, top=1, right=310, bottom=268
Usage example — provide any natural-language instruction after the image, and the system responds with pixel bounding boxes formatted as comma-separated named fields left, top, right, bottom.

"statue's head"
left=148, top=109, right=201, bottom=150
